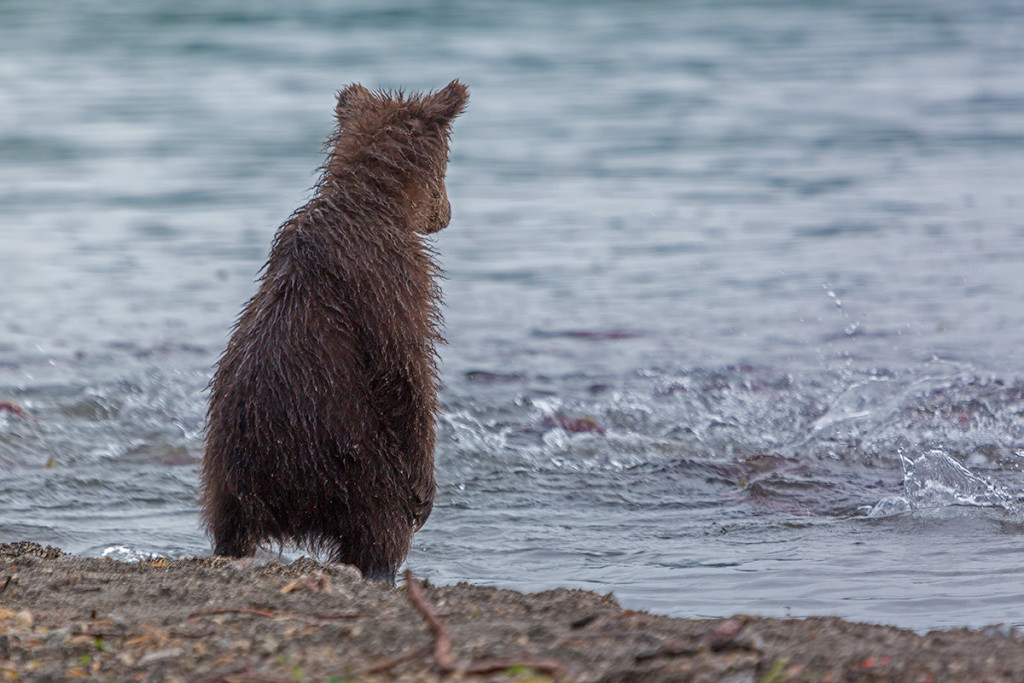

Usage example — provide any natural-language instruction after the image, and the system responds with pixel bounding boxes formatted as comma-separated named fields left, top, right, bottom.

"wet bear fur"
left=201, top=80, right=469, bottom=583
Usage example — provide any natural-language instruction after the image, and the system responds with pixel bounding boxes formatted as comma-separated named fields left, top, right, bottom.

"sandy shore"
left=0, top=542, right=1018, bottom=682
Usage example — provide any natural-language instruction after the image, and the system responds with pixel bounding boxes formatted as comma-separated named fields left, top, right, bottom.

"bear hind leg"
left=205, top=489, right=257, bottom=558
left=326, top=535, right=399, bottom=585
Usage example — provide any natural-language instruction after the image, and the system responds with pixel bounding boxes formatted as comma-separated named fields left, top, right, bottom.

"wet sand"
left=0, top=542, right=1018, bottom=682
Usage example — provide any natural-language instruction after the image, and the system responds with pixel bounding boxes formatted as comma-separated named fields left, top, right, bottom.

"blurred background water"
left=3, top=0, right=1024, bottom=631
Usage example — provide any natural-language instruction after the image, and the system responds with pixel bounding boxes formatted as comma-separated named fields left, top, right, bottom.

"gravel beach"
left=0, top=542, right=1020, bottom=682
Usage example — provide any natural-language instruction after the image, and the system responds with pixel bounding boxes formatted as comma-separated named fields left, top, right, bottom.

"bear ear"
left=335, top=83, right=373, bottom=121
left=423, top=80, right=469, bottom=126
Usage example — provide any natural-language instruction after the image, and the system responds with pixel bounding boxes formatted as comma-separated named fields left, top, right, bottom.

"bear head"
left=330, top=80, right=469, bottom=235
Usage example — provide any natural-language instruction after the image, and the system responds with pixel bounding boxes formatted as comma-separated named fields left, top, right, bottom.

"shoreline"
left=0, top=542, right=1018, bottom=681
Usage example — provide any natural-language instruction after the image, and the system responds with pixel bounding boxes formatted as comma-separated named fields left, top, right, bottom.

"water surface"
left=3, top=0, right=1024, bottom=631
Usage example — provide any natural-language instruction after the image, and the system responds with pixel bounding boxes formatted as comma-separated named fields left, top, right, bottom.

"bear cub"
left=201, top=80, right=468, bottom=583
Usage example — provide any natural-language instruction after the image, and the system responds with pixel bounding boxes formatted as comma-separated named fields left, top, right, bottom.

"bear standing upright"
left=201, top=80, right=469, bottom=583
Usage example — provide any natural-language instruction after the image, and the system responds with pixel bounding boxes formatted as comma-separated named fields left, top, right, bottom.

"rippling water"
left=3, top=0, right=1024, bottom=631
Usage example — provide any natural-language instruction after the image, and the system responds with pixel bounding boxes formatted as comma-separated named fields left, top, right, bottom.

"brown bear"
left=201, top=80, right=468, bottom=583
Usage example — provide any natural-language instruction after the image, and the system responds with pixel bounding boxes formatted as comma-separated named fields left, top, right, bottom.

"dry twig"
left=189, top=606, right=362, bottom=624
left=189, top=607, right=279, bottom=619
left=361, top=643, right=432, bottom=675
left=192, top=667, right=261, bottom=683
left=404, top=569, right=561, bottom=678
left=310, top=610, right=363, bottom=619
left=405, top=569, right=457, bottom=670
left=463, top=659, right=562, bottom=676
left=70, top=630, right=129, bottom=639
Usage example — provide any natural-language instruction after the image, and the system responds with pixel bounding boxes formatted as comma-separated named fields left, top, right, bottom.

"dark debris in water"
left=531, top=328, right=645, bottom=341
left=553, top=413, right=606, bottom=436
left=463, top=370, right=525, bottom=383
left=903, top=378, right=1024, bottom=430
left=126, top=342, right=208, bottom=359
left=0, top=402, right=31, bottom=420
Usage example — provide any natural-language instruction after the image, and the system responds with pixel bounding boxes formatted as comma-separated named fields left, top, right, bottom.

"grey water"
left=3, top=0, right=1024, bottom=632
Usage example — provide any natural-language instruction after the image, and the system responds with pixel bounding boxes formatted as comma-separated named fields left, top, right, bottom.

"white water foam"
left=868, top=449, right=1023, bottom=518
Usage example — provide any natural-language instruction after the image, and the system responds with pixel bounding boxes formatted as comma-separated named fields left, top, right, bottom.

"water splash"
left=99, top=545, right=161, bottom=562
left=823, top=283, right=843, bottom=311
left=868, top=449, right=1023, bottom=518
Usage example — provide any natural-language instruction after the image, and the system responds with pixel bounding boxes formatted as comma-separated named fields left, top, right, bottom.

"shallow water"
left=3, top=0, right=1024, bottom=631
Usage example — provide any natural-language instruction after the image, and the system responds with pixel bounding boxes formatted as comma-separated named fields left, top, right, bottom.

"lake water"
left=3, top=0, right=1024, bottom=632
